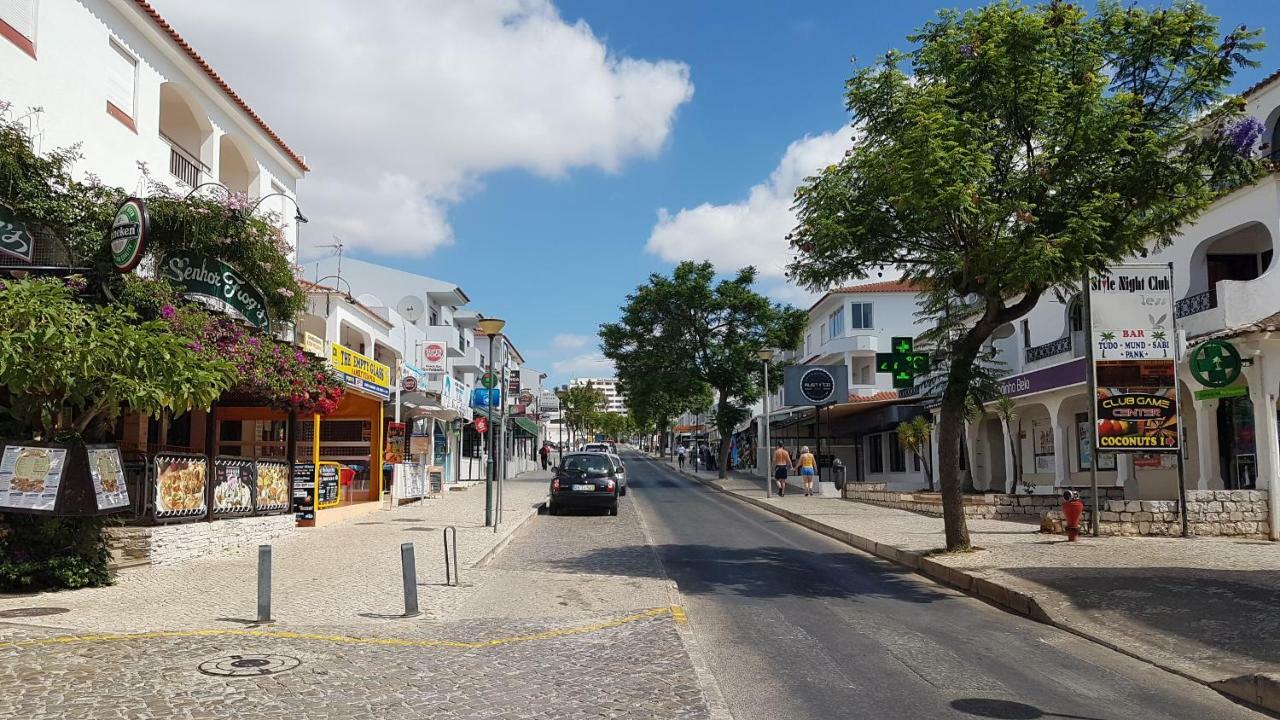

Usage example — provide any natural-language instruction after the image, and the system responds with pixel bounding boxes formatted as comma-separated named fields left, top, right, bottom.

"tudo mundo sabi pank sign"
left=159, top=251, right=271, bottom=331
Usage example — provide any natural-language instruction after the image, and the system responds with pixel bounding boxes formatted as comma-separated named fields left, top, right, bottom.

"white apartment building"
left=571, top=377, right=627, bottom=414
left=0, top=0, right=306, bottom=252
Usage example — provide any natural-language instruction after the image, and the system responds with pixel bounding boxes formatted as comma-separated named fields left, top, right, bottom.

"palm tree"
left=1099, top=331, right=1116, bottom=359
left=992, top=395, right=1021, bottom=495
left=1151, top=330, right=1168, bottom=358
left=897, top=416, right=934, bottom=491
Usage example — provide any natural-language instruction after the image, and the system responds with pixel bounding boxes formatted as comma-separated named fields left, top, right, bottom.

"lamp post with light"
left=758, top=349, right=775, bottom=498
left=478, top=317, right=506, bottom=527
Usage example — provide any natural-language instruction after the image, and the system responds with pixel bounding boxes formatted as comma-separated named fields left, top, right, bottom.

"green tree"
left=991, top=394, right=1022, bottom=495
left=0, top=279, right=235, bottom=441
left=788, top=1, right=1262, bottom=550
left=558, top=384, right=606, bottom=447
left=897, top=416, right=935, bottom=491
left=602, top=261, right=805, bottom=478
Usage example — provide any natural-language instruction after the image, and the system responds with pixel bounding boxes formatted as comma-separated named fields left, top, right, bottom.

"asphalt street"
left=619, top=450, right=1268, bottom=720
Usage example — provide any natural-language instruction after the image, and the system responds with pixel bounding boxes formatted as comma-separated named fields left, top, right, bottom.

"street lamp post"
left=478, top=318, right=506, bottom=527
left=758, top=349, right=775, bottom=498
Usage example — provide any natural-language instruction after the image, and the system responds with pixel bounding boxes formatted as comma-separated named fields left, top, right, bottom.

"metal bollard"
left=443, top=526, right=459, bottom=587
left=256, top=544, right=272, bottom=623
left=400, top=542, right=421, bottom=617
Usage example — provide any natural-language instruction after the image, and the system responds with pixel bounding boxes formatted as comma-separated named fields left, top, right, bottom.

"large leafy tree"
left=788, top=1, right=1263, bottom=549
left=558, top=384, right=606, bottom=446
left=602, top=261, right=805, bottom=478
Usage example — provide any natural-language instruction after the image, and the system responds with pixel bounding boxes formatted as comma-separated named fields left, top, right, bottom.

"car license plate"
left=571, top=484, right=594, bottom=492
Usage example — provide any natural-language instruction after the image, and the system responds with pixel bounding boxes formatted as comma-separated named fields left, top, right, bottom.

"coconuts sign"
left=159, top=251, right=271, bottom=331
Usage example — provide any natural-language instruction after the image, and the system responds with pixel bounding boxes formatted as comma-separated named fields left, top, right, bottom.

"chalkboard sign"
left=429, top=468, right=443, bottom=496
left=292, top=463, right=315, bottom=521
left=317, top=462, right=340, bottom=508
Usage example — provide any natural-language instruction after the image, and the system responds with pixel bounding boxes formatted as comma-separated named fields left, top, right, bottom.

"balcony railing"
left=1174, top=288, right=1218, bottom=319
left=161, top=133, right=207, bottom=188
left=1024, top=336, right=1072, bottom=364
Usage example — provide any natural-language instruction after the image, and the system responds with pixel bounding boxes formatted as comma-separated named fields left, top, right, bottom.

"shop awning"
left=513, top=417, right=540, bottom=437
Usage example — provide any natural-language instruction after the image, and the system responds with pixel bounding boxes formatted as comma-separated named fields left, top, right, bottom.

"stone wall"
left=104, top=514, right=297, bottom=569
left=844, top=483, right=1123, bottom=521
left=1044, top=490, right=1271, bottom=537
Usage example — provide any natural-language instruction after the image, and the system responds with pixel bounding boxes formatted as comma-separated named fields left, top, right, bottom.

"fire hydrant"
left=1061, top=489, right=1084, bottom=542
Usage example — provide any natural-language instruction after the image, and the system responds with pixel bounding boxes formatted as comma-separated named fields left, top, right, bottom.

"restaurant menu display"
left=394, top=463, right=424, bottom=501
left=317, top=463, right=340, bottom=508
left=86, top=445, right=130, bottom=511
left=255, top=460, right=290, bottom=513
left=212, top=457, right=255, bottom=515
left=0, top=445, right=67, bottom=512
left=292, top=462, right=315, bottom=521
left=154, top=454, right=207, bottom=518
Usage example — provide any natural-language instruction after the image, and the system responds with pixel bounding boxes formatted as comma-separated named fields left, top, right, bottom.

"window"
left=805, top=334, right=812, bottom=355
left=889, top=432, right=906, bottom=472
left=829, top=307, right=845, bottom=339
left=860, top=364, right=871, bottom=385
left=106, top=39, right=138, bottom=125
left=868, top=434, right=884, bottom=473
left=820, top=323, right=827, bottom=345
left=849, top=302, right=873, bottom=329
left=1069, top=299, right=1083, bottom=332
left=1021, top=319, right=1032, bottom=348
left=0, top=0, right=37, bottom=56
left=429, top=309, right=439, bottom=326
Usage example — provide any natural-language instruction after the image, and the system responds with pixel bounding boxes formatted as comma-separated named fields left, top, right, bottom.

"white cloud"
left=149, top=0, right=694, bottom=256
left=646, top=126, right=853, bottom=278
left=552, top=352, right=614, bottom=377
left=551, top=333, right=591, bottom=350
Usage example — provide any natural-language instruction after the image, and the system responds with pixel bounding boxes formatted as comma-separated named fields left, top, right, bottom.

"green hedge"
left=0, top=514, right=112, bottom=591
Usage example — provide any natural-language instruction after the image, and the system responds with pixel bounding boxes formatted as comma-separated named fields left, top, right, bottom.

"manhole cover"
left=0, top=607, right=69, bottom=618
left=198, top=654, right=301, bottom=677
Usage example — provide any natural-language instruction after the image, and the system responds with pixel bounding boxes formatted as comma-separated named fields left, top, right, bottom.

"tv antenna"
left=316, top=236, right=351, bottom=296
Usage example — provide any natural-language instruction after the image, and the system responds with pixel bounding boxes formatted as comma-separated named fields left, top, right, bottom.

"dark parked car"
left=548, top=452, right=619, bottom=516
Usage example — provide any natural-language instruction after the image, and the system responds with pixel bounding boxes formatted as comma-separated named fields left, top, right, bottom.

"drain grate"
left=198, top=654, right=301, bottom=677
left=0, top=607, right=69, bottom=618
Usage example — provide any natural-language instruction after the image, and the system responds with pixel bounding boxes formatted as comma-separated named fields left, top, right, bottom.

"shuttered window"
left=0, top=0, right=37, bottom=40
left=106, top=39, right=137, bottom=118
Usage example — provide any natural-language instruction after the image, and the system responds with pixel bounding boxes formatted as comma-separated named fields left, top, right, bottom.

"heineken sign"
left=160, top=252, right=271, bottom=331
left=109, top=198, right=148, bottom=272
left=0, top=205, right=35, bottom=263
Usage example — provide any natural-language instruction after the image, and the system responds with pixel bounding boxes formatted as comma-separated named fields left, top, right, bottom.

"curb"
left=661, top=461, right=1277, bottom=716
left=470, top=497, right=546, bottom=569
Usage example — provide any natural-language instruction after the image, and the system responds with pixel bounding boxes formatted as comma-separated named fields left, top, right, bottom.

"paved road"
left=620, top=451, right=1267, bottom=720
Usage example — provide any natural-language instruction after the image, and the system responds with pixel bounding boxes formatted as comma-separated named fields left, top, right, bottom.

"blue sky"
left=156, top=1, right=1280, bottom=385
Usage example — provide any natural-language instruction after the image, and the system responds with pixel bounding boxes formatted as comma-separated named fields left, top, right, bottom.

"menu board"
left=394, top=463, right=424, bottom=501
left=317, top=463, right=341, bottom=508
left=212, top=457, right=255, bottom=515
left=0, top=446, right=67, bottom=512
left=292, top=462, right=315, bottom=521
left=255, top=460, right=290, bottom=513
left=86, top=445, right=130, bottom=511
left=154, top=454, right=207, bottom=518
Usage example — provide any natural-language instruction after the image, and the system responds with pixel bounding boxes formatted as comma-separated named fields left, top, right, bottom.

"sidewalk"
left=0, top=470, right=550, bottom=634
left=660, top=456, right=1280, bottom=713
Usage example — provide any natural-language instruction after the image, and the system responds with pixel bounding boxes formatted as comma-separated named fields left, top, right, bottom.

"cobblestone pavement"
left=0, top=470, right=716, bottom=719
left=669, top=458, right=1280, bottom=684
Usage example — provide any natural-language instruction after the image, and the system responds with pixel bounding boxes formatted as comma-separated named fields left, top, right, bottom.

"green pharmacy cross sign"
left=1189, top=339, right=1243, bottom=388
left=875, top=337, right=930, bottom=390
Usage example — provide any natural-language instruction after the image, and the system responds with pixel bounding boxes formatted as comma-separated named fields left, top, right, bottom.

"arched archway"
left=1188, top=221, right=1274, bottom=296
left=158, top=82, right=213, bottom=187
left=218, top=134, right=259, bottom=197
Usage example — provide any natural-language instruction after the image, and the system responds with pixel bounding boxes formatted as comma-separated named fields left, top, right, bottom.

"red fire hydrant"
left=1061, top=489, right=1084, bottom=542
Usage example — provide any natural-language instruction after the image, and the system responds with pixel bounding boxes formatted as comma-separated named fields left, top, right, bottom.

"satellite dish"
left=396, top=295, right=425, bottom=322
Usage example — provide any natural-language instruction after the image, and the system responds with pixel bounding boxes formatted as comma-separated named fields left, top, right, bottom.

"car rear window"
left=562, top=454, right=612, bottom=477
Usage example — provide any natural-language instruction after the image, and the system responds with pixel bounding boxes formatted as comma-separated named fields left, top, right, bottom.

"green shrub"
left=0, top=514, right=112, bottom=591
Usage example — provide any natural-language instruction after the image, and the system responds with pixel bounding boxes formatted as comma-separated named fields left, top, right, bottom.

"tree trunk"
left=715, top=391, right=732, bottom=480
left=936, top=385, right=972, bottom=550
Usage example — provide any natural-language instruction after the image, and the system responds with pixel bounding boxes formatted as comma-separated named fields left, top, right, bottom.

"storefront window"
left=1031, top=418, right=1055, bottom=474
left=868, top=434, right=884, bottom=473
left=1075, top=412, right=1115, bottom=471
left=888, top=433, right=905, bottom=472
left=1218, top=397, right=1257, bottom=489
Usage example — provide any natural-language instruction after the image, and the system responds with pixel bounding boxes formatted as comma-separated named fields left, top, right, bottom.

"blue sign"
left=470, top=388, right=502, bottom=407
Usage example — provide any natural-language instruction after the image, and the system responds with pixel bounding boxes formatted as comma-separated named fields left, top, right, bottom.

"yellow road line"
left=0, top=606, right=685, bottom=651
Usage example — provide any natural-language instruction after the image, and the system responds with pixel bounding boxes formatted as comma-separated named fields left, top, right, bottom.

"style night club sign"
left=1088, top=265, right=1179, bottom=451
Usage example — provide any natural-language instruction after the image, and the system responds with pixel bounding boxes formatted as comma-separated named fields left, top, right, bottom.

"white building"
left=570, top=377, right=627, bottom=414
left=0, top=0, right=306, bottom=251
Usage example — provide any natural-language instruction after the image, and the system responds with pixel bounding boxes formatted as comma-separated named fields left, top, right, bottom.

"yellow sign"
left=302, top=332, right=325, bottom=356
left=329, top=343, right=391, bottom=400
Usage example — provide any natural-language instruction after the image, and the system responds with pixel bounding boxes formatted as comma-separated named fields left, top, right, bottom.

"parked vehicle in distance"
left=582, top=443, right=611, bottom=454
left=548, top=453, right=620, bottom=516
left=607, top=453, right=627, bottom=496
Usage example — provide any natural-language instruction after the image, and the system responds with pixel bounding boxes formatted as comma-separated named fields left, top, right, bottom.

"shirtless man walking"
left=772, top=442, right=792, bottom=497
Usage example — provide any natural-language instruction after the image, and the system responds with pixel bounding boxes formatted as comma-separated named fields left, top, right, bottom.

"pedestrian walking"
left=677, top=444, right=687, bottom=469
left=539, top=442, right=551, bottom=471
left=797, top=446, right=817, bottom=496
left=772, top=442, right=792, bottom=497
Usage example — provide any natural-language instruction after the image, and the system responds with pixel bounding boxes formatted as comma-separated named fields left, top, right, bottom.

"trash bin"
left=832, top=458, right=847, bottom=491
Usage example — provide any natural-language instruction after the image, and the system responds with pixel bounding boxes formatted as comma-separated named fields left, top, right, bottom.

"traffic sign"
left=474, top=416, right=489, bottom=434
left=481, top=372, right=497, bottom=389
left=1189, top=340, right=1242, bottom=388
left=875, top=337, right=930, bottom=389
